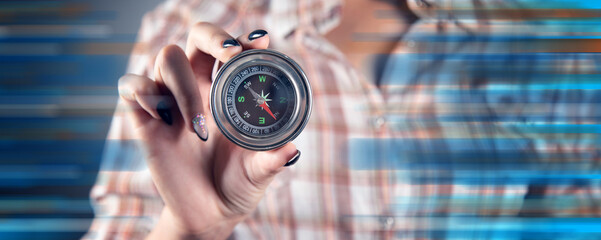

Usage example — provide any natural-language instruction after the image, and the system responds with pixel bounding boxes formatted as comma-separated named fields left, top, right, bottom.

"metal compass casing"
left=210, top=49, right=312, bottom=151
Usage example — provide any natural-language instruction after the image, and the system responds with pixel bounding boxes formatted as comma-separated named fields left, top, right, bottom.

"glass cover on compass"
left=210, top=49, right=312, bottom=151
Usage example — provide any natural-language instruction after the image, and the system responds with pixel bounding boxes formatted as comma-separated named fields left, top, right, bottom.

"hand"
left=117, top=24, right=299, bottom=239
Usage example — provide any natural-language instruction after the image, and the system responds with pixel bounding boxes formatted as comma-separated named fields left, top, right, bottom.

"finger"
left=118, top=73, right=163, bottom=121
left=211, top=29, right=270, bottom=81
left=185, top=22, right=242, bottom=65
left=185, top=22, right=242, bottom=113
left=236, top=29, right=270, bottom=50
left=245, top=143, right=299, bottom=187
left=207, top=29, right=271, bottom=82
left=154, top=44, right=205, bottom=135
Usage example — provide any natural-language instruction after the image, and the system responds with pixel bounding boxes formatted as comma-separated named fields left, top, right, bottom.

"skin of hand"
left=117, top=22, right=299, bottom=240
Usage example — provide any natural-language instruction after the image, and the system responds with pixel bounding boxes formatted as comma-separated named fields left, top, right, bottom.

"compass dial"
left=211, top=49, right=312, bottom=151
left=226, top=65, right=296, bottom=136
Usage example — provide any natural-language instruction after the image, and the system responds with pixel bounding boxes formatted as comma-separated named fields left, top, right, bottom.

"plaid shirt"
left=85, top=0, right=601, bottom=239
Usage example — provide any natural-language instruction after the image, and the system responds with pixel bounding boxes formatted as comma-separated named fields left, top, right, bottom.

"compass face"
left=226, top=65, right=296, bottom=136
left=211, top=49, right=312, bottom=151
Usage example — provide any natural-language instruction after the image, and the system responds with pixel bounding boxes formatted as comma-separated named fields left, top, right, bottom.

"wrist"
left=147, top=207, right=244, bottom=240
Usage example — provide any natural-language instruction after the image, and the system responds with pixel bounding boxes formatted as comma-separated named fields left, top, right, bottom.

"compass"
left=210, top=49, right=312, bottom=151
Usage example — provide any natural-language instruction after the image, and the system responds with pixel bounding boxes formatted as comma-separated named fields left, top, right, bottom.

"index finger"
left=185, top=22, right=242, bottom=68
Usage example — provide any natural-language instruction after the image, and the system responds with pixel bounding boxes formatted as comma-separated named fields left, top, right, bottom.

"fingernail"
left=248, top=29, right=268, bottom=41
left=156, top=100, right=172, bottom=125
left=193, top=113, right=209, bottom=141
left=222, top=38, right=240, bottom=48
left=284, top=150, right=300, bottom=167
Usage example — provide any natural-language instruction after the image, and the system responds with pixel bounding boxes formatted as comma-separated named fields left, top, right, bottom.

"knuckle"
left=158, top=44, right=185, bottom=62
left=117, top=87, right=133, bottom=101
left=192, top=21, right=212, bottom=31
left=118, top=77, right=142, bottom=103
left=192, top=22, right=227, bottom=44
left=190, top=21, right=216, bottom=40
left=156, top=44, right=186, bottom=70
left=118, top=74, right=157, bottom=102
left=117, top=75, right=134, bottom=95
left=117, top=74, right=129, bottom=87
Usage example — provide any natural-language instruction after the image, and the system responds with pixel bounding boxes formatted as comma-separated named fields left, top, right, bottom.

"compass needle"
left=248, top=87, right=261, bottom=100
left=259, top=102, right=277, bottom=120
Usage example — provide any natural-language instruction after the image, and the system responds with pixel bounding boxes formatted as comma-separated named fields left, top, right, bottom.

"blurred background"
left=0, top=0, right=161, bottom=239
left=4, top=0, right=601, bottom=239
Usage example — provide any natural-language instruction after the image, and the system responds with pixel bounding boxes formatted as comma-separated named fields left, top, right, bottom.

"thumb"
left=246, top=143, right=299, bottom=188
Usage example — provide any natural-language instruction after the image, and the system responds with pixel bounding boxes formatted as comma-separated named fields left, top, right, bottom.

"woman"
left=85, top=0, right=601, bottom=239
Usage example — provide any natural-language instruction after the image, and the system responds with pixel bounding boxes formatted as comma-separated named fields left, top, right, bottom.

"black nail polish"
left=248, top=29, right=268, bottom=41
left=156, top=100, right=172, bottom=125
left=222, top=39, right=240, bottom=48
left=284, top=150, right=301, bottom=167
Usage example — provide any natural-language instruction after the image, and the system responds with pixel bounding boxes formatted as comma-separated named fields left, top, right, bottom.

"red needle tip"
left=259, top=102, right=277, bottom=120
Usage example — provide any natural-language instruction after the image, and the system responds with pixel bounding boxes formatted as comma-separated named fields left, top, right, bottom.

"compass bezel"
left=210, top=49, right=312, bottom=151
